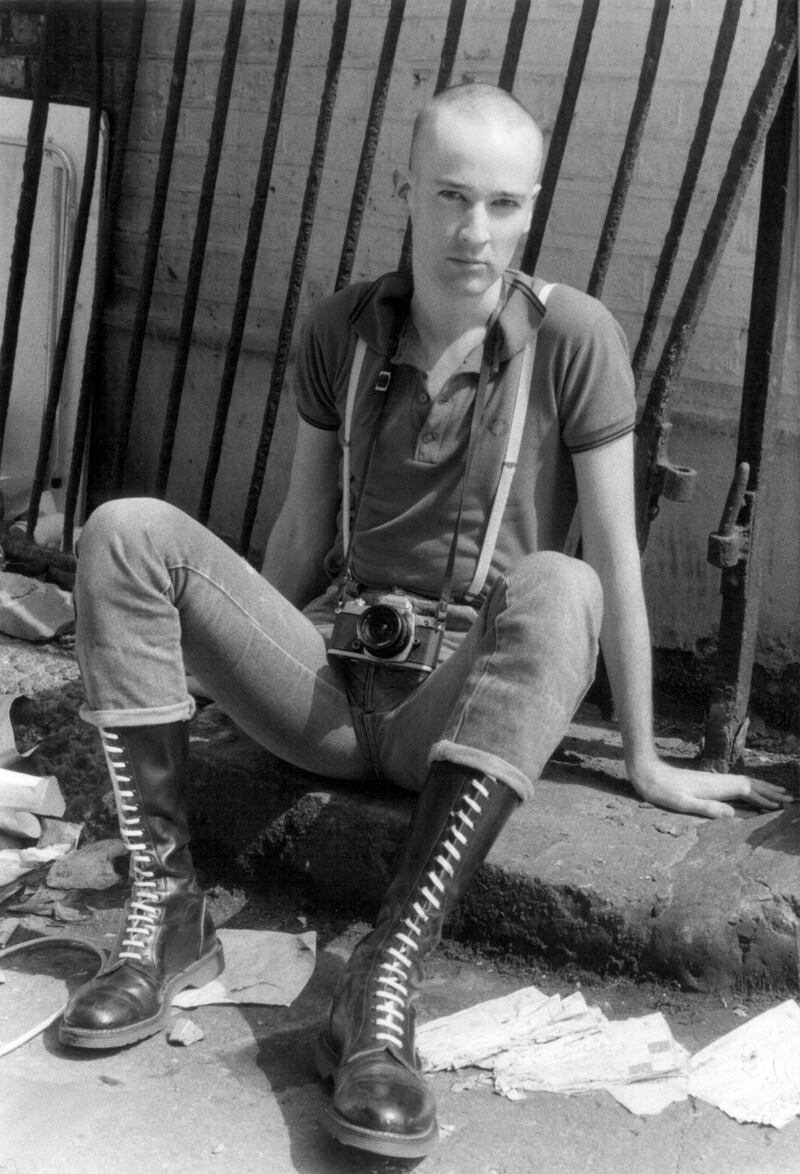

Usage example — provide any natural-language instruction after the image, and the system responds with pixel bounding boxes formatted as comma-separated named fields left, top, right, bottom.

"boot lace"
left=372, top=775, right=493, bottom=1049
left=101, top=731, right=161, bottom=963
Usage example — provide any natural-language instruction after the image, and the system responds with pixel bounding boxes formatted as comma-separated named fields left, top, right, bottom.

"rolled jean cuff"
left=79, top=698, right=196, bottom=729
left=428, top=739, right=533, bottom=803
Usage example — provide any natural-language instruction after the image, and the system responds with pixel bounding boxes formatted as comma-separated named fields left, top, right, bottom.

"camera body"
left=328, top=589, right=442, bottom=672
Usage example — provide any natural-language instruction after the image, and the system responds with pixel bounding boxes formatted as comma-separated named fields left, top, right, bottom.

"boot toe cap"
left=62, top=971, right=158, bottom=1032
left=333, top=1052, right=436, bottom=1137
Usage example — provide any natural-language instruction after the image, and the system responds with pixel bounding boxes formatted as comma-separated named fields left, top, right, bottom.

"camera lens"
left=357, top=604, right=412, bottom=659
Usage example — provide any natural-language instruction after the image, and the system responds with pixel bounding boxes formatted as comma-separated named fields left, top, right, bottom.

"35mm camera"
left=328, top=590, right=442, bottom=672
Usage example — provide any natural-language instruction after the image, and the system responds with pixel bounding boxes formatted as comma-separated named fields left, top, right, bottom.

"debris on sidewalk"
left=0, top=809, right=40, bottom=839
left=0, top=694, right=74, bottom=890
left=46, top=839, right=127, bottom=890
left=418, top=985, right=604, bottom=1071
left=417, top=986, right=800, bottom=1128
left=418, top=986, right=688, bottom=1111
left=687, top=999, right=800, bottom=1128
left=0, top=572, right=74, bottom=642
left=168, top=1016, right=205, bottom=1046
left=172, top=928, right=317, bottom=1009
left=0, top=845, right=74, bottom=888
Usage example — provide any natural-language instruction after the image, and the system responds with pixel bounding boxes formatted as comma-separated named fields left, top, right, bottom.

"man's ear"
left=393, top=167, right=412, bottom=203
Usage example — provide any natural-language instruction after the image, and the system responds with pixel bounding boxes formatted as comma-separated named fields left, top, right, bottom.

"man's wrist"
left=623, top=740, right=661, bottom=791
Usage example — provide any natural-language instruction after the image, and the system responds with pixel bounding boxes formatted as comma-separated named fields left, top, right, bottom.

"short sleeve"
left=542, top=288, right=636, bottom=453
left=294, top=311, right=341, bottom=431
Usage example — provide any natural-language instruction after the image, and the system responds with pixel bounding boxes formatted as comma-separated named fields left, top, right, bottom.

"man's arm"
left=573, top=432, right=793, bottom=818
left=262, top=419, right=340, bottom=609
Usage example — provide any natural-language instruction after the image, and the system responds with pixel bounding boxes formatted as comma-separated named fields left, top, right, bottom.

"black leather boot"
left=59, top=722, right=224, bottom=1049
left=315, top=762, right=520, bottom=1157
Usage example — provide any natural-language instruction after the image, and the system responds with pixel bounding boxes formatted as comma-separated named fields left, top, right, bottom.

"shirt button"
left=417, top=391, right=428, bottom=404
left=422, top=431, right=437, bottom=443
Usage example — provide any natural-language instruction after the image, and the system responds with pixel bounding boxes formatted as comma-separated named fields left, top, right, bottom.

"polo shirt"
left=295, top=269, right=636, bottom=600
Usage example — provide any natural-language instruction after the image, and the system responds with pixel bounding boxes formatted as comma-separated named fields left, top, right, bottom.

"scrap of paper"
left=172, top=928, right=317, bottom=1009
left=491, top=1011, right=688, bottom=1098
left=688, top=999, right=800, bottom=1129
left=418, top=987, right=689, bottom=1110
left=604, top=1074, right=689, bottom=1116
left=418, top=986, right=603, bottom=1072
left=0, top=844, right=72, bottom=888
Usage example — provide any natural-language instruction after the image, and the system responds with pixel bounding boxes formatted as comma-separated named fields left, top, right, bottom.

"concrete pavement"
left=187, top=701, right=800, bottom=995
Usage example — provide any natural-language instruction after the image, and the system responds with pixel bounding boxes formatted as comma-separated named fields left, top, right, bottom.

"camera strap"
left=338, top=279, right=556, bottom=620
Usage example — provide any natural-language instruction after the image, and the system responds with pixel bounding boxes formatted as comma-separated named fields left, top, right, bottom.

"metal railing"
left=0, top=0, right=796, bottom=767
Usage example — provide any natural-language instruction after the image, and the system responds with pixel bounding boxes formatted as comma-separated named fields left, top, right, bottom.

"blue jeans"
left=74, top=499, right=602, bottom=803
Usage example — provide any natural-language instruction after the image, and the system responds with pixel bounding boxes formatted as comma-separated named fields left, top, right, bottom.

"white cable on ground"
left=0, top=935, right=106, bottom=1057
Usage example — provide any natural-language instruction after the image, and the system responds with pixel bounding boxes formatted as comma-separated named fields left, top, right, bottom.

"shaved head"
left=409, top=83, right=543, bottom=179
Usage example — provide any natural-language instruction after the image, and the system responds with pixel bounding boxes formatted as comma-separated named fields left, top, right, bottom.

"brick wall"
left=1, top=0, right=797, bottom=669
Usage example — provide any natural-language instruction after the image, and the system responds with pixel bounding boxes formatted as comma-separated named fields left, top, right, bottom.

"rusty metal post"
left=497, top=0, right=532, bottom=93
left=633, top=4, right=797, bottom=553
left=69, top=0, right=145, bottom=544
left=109, top=0, right=196, bottom=498
left=26, top=0, right=103, bottom=539
left=701, top=62, right=797, bottom=771
left=587, top=0, right=670, bottom=299
left=155, top=0, right=246, bottom=498
left=239, top=0, right=351, bottom=556
left=0, top=4, right=50, bottom=468
left=197, top=0, right=299, bottom=527
left=631, top=0, right=743, bottom=387
left=520, top=0, right=599, bottom=275
left=335, top=0, right=405, bottom=292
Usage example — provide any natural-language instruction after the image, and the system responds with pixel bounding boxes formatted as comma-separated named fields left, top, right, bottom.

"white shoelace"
left=372, top=776, right=492, bottom=1048
left=101, top=731, right=161, bottom=963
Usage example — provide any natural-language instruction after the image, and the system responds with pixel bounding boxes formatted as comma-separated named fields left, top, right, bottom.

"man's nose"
left=458, top=204, right=490, bottom=246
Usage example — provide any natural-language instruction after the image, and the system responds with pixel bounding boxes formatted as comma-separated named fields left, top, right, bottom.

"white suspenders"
left=340, top=280, right=556, bottom=600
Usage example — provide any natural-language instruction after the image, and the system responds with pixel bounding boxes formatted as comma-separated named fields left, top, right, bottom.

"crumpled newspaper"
left=417, top=985, right=800, bottom=1127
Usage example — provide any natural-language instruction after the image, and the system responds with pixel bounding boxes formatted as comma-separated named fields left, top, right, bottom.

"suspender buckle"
left=375, top=369, right=391, bottom=393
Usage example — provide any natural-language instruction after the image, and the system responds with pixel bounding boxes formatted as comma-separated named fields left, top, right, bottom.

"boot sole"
left=314, top=1033, right=439, bottom=1159
left=58, top=939, right=225, bottom=1050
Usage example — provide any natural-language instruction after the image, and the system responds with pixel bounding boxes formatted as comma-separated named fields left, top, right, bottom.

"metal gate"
left=0, top=0, right=797, bottom=768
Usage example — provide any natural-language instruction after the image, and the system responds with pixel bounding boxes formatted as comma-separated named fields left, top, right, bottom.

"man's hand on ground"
left=630, top=757, right=797, bottom=819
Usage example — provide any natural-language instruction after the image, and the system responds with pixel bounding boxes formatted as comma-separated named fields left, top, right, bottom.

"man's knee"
left=78, top=497, right=180, bottom=558
left=508, top=550, right=603, bottom=632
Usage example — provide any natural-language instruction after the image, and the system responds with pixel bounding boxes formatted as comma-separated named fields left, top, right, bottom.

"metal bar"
left=399, top=0, right=467, bottom=274
left=587, top=0, right=670, bottom=298
left=334, top=0, right=405, bottom=291
left=631, top=0, right=743, bottom=387
left=26, top=0, right=103, bottom=539
left=0, top=5, right=51, bottom=468
left=110, top=0, right=195, bottom=496
left=197, top=0, right=299, bottom=527
left=633, top=3, right=797, bottom=551
left=155, top=0, right=246, bottom=498
left=497, top=0, right=532, bottom=93
left=239, top=0, right=351, bottom=556
left=435, top=0, right=467, bottom=91
left=64, top=0, right=146, bottom=548
left=701, top=60, right=797, bottom=771
left=520, top=0, right=600, bottom=275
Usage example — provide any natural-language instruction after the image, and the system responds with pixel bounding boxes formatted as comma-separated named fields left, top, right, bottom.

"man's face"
left=398, top=106, right=542, bottom=303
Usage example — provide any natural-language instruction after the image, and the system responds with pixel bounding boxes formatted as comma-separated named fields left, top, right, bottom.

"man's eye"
left=439, top=189, right=464, bottom=201
left=494, top=199, right=520, bottom=209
